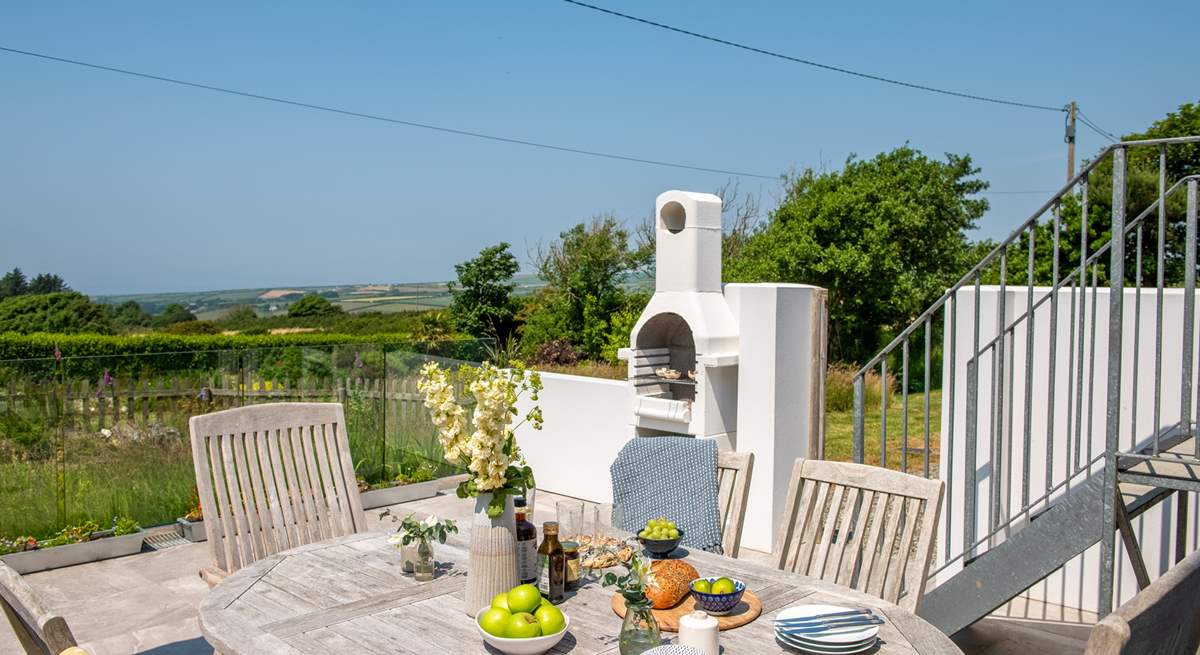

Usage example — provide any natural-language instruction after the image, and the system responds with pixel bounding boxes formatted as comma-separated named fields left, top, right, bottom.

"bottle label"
left=537, top=554, right=549, bottom=593
left=516, top=540, right=538, bottom=583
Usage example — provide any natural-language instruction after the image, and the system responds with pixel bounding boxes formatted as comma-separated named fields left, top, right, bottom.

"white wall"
left=937, top=285, right=1200, bottom=614
left=514, top=371, right=628, bottom=504
left=726, top=283, right=828, bottom=553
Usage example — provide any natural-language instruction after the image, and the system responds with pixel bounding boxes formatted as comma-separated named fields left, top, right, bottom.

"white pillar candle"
left=677, top=610, right=719, bottom=655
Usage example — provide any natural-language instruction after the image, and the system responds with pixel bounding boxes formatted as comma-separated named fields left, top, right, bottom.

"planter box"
left=360, top=474, right=468, bottom=510
left=1, top=529, right=145, bottom=574
left=177, top=518, right=207, bottom=542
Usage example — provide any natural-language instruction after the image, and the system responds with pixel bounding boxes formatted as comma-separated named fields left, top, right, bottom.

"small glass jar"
left=413, top=536, right=435, bottom=582
left=562, top=540, right=580, bottom=590
left=618, top=592, right=661, bottom=654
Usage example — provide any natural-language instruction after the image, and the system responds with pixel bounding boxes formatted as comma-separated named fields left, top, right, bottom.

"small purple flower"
left=102, top=370, right=114, bottom=387
left=197, top=388, right=211, bottom=402
left=353, top=354, right=364, bottom=370
left=53, top=347, right=62, bottom=363
left=95, top=388, right=104, bottom=399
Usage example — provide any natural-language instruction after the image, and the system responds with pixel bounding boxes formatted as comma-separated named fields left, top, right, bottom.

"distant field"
left=92, top=273, right=555, bottom=318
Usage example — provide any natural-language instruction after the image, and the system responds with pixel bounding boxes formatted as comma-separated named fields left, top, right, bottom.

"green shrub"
left=112, top=516, right=141, bottom=536
left=0, top=292, right=115, bottom=335
left=288, top=295, right=343, bottom=318
left=162, top=320, right=221, bottom=335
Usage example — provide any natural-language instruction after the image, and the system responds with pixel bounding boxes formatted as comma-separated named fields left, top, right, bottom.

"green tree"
left=526, top=216, right=641, bottom=359
left=0, top=292, right=115, bottom=334
left=726, top=146, right=989, bottom=364
left=0, top=268, right=28, bottom=300
left=27, top=273, right=69, bottom=295
left=153, top=303, right=197, bottom=327
left=1014, top=100, right=1200, bottom=289
left=111, top=300, right=152, bottom=329
left=218, top=305, right=260, bottom=329
left=448, top=243, right=520, bottom=342
left=287, top=294, right=343, bottom=318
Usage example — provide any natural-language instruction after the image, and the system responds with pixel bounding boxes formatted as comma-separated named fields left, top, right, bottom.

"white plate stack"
left=773, top=604, right=881, bottom=654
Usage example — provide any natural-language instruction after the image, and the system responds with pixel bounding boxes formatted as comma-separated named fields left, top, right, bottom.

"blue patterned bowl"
left=689, top=577, right=746, bottom=615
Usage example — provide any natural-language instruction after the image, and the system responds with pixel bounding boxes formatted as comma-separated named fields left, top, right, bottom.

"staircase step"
left=920, top=474, right=1106, bottom=636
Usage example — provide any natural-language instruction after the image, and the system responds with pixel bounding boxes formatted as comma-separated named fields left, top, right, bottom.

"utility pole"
left=1066, top=101, right=1078, bottom=181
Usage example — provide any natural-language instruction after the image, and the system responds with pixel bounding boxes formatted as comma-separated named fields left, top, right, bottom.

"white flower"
left=387, top=534, right=404, bottom=547
left=421, top=515, right=439, bottom=530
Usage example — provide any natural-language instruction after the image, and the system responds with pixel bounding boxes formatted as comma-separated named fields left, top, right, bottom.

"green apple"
left=539, top=596, right=553, bottom=608
left=692, top=579, right=712, bottom=594
left=711, top=577, right=736, bottom=595
left=478, top=607, right=511, bottom=637
left=489, top=587, right=508, bottom=609
left=504, top=612, right=542, bottom=639
left=534, top=603, right=566, bottom=635
left=507, top=583, right=542, bottom=614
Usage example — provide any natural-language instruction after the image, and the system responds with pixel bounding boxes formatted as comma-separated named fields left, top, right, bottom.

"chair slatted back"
left=1085, top=547, right=1200, bottom=655
left=189, top=402, right=366, bottom=574
left=0, top=561, right=77, bottom=655
left=716, top=451, right=754, bottom=558
left=774, top=459, right=944, bottom=612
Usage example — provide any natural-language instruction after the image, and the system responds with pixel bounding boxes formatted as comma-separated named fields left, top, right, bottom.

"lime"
left=692, top=579, right=712, bottom=594
left=711, top=577, right=736, bottom=595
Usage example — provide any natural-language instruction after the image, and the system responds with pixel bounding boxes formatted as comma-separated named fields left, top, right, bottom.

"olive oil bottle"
left=537, top=521, right=566, bottom=603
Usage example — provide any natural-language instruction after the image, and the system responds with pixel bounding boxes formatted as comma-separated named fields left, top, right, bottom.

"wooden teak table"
left=199, top=531, right=961, bottom=654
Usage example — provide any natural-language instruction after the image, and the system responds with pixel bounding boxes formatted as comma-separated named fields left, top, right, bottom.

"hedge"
left=0, top=332, right=493, bottom=380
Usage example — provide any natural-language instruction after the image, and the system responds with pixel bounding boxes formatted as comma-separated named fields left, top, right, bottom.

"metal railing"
left=850, top=136, right=1200, bottom=616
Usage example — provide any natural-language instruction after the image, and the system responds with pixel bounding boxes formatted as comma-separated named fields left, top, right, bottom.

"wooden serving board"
left=611, top=590, right=762, bottom=632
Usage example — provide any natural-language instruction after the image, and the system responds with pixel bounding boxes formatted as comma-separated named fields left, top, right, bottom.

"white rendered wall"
left=936, top=286, right=1200, bottom=616
left=725, top=283, right=829, bottom=553
left=514, top=371, right=628, bottom=504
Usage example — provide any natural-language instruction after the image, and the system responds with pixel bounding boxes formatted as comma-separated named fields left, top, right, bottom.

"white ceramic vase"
left=464, top=492, right=518, bottom=616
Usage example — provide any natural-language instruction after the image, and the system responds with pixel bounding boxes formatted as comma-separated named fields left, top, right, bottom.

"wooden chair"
left=189, top=402, right=367, bottom=587
left=0, top=561, right=79, bottom=655
left=716, top=451, right=754, bottom=558
left=773, top=459, right=944, bottom=613
left=1084, top=548, right=1200, bottom=655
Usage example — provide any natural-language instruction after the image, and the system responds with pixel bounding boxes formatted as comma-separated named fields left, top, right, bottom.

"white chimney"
left=654, top=190, right=724, bottom=293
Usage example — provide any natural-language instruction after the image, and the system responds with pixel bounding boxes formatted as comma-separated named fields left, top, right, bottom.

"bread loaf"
left=646, top=559, right=699, bottom=609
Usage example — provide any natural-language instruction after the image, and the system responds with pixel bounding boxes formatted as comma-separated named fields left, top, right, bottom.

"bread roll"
left=646, top=559, right=699, bottom=609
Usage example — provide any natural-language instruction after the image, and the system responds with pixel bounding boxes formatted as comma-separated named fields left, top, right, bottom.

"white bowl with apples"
left=475, top=583, right=570, bottom=655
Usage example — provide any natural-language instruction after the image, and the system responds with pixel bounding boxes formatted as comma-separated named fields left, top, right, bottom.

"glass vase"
left=400, top=542, right=418, bottom=573
left=619, top=593, right=661, bottom=654
left=414, top=537, right=435, bottom=582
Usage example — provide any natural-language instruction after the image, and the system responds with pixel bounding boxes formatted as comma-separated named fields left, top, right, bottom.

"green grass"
left=0, top=435, right=195, bottom=540
left=825, top=390, right=941, bottom=474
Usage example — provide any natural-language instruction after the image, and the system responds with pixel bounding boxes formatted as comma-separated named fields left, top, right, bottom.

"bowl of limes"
left=637, top=516, right=683, bottom=558
left=689, top=576, right=745, bottom=615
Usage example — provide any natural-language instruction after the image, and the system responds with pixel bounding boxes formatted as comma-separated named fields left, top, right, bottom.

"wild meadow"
left=0, top=344, right=470, bottom=541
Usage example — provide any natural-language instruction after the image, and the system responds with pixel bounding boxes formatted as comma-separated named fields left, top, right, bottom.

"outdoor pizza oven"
left=620, top=191, right=740, bottom=443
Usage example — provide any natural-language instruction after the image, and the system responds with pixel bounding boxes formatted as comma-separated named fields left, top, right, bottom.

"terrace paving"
left=1, top=489, right=1089, bottom=655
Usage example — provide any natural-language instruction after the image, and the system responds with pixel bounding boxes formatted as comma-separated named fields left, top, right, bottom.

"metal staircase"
left=849, top=136, right=1200, bottom=634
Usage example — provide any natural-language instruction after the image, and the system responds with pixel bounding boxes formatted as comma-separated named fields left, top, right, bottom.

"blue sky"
left=0, top=1, right=1194, bottom=294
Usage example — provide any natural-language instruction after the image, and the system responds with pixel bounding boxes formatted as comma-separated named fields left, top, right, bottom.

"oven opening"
left=632, top=312, right=697, bottom=402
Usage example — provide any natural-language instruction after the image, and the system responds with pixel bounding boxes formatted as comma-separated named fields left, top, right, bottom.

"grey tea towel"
left=610, top=435, right=723, bottom=553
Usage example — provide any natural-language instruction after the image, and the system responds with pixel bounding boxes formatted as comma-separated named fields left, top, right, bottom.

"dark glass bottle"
left=537, top=521, right=566, bottom=603
left=514, top=497, right=539, bottom=585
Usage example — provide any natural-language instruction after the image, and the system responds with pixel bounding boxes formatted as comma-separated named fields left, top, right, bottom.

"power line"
left=0, top=44, right=1080, bottom=197
left=1076, top=109, right=1118, bottom=142
left=558, top=0, right=1066, bottom=113
left=0, top=45, right=780, bottom=180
